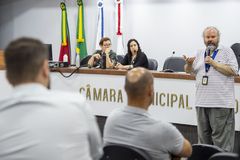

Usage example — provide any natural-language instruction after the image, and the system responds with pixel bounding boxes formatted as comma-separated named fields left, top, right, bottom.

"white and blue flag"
left=96, top=0, right=104, bottom=50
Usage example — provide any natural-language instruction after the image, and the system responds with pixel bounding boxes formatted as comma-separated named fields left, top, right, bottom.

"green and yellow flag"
left=76, top=0, right=87, bottom=61
left=59, top=2, right=71, bottom=64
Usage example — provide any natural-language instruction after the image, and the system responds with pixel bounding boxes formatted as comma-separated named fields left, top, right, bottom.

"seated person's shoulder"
left=50, top=90, right=87, bottom=106
left=107, top=108, right=122, bottom=119
left=93, top=50, right=101, bottom=55
left=140, top=52, right=147, bottom=57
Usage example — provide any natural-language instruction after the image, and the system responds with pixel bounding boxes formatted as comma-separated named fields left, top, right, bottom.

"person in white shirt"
left=0, top=37, right=103, bottom=160
left=183, top=26, right=238, bottom=152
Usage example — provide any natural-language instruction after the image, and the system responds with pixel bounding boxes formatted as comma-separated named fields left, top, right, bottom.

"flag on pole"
left=116, top=0, right=124, bottom=55
left=59, top=2, right=71, bottom=64
left=96, top=0, right=104, bottom=50
left=76, top=0, right=88, bottom=61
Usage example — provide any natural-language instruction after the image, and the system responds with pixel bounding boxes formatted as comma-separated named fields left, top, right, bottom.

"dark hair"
left=127, top=39, right=142, bottom=58
left=4, top=37, right=48, bottom=85
left=99, top=37, right=111, bottom=46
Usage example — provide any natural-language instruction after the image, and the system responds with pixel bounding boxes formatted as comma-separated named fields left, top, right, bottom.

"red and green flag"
left=59, top=2, right=71, bottom=64
left=76, top=0, right=87, bottom=61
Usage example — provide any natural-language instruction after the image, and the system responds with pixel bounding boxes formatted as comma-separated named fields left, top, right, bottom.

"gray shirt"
left=0, top=84, right=103, bottom=160
left=103, top=105, right=184, bottom=160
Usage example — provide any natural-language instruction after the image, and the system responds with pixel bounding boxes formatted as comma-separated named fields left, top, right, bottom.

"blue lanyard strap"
left=204, top=49, right=219, bottom=73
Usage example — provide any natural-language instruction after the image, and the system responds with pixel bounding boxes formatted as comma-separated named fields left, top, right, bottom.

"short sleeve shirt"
left=192, top=44, right=238, bottom=108
left=103, top=106, right=184, bottom=160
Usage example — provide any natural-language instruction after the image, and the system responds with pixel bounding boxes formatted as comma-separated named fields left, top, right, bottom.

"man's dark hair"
left=4, top=37, right=48, bottom=85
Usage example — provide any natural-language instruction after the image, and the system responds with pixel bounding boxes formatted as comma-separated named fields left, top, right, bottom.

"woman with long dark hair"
left=115, top=39, right=148, bottom=69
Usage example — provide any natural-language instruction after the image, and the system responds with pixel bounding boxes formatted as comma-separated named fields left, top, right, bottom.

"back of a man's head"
left=4, top=37, right=48, bottom=85
left=125, top=67, right=153, bottom=100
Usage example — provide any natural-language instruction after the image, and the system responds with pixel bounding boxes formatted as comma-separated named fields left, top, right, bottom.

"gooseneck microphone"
left=206, top=46, right=211, bottom=56
left=164, top=51, right=175, bottom=72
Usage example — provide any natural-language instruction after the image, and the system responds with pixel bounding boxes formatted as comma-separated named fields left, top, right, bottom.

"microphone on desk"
left=164, top=51, right=175, bottom=72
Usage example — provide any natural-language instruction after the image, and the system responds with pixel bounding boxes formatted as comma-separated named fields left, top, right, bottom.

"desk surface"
left=49, top=67, right=240, bottom=82
left=1, top=66, right=240, bottom=82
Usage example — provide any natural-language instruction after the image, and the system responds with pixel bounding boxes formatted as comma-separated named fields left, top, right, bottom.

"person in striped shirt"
left=183, top=26, right=238, bottom=152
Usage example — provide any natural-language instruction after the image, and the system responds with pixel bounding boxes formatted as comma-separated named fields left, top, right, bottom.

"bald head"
left=125, top=67, right=154, bottom=99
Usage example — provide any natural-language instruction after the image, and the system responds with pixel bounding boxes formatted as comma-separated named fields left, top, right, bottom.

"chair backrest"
left=80, top=55, right=92, bottom=67
left=162, top=56, right=186, bottom=72
left=231, top=43, right=240, bottom=69
left=208, top=152, right=238, bottom=160
left=117, top=55, right=124, bottom=63
left=100, top=144, right=151, bottom=160
left=148, top=58, right=158, bottom=70
left=188, top=144, right=224, bottom=160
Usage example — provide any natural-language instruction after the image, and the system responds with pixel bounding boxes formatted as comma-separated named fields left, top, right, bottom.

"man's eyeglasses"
left=103, top=44, right=112, bottom=47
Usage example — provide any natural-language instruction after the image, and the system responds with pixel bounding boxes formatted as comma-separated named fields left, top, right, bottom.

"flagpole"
left=59, top=1, right=71, bottom=64
left=96, top=0, right=104, bottom=50
left=116, top=0, right=124, bottom=55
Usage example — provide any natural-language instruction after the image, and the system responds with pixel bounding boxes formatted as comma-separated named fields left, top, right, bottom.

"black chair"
left=162, top=56, right=186, bottom=72
left=188, top=144, right=224, bottom=160
left=117, top=55, right=124, bottom=63
left=231, top=43, right=240, bottom=69
left=148, top=58, right=158, bottom=70
left=208, top=152, right=238, bottom=160
left=80, top=55, right=92, bottom=67
left=100, top=144, right=151, bottom=160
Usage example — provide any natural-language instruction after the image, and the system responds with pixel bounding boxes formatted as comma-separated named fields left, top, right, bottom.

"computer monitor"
left=44, top=44, right=53, bottom=61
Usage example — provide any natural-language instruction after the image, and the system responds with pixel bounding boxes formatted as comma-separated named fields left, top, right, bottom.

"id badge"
left=202, top=76, right=208, bottom=85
